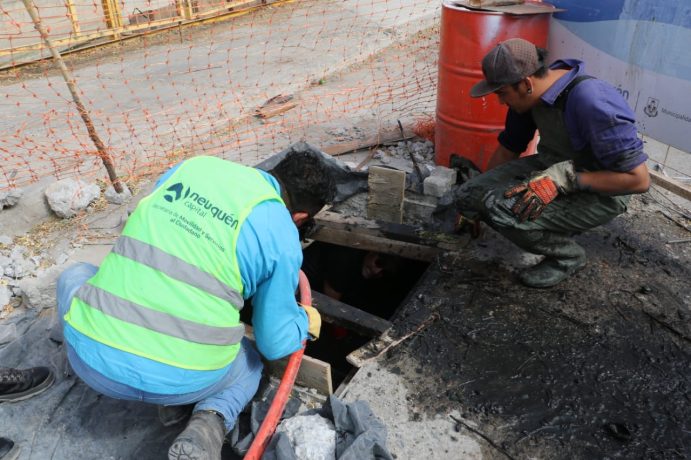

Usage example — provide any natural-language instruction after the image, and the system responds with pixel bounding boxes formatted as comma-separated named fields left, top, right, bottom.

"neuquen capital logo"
left=164, top=183, right=189, bottom=202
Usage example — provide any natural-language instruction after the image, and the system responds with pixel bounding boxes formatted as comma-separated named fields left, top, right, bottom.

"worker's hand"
left=299, top=303, right=321, bottom=340
left=504, top=161, right=579, bottom=222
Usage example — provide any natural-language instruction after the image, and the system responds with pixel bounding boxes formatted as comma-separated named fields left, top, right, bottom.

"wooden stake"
left=21, top=0, right=124, bottom=193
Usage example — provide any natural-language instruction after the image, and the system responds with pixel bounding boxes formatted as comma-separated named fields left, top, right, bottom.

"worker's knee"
left=56, top=262, right=98, bottom=315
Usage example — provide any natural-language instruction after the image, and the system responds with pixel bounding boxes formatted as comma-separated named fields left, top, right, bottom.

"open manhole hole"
left=300, top=241, right=429, bottom=388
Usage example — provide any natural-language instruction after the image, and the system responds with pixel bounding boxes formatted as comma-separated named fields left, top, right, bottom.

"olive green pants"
left=455, top=155, right=629, bottom=258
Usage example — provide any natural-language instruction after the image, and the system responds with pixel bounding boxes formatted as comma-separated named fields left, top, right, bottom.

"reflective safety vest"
left=65, top=156, right=284, bottom=370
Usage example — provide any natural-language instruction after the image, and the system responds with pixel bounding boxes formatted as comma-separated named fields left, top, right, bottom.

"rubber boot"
left=0, top=367, right=55, bottom=402
left=0, top=438, right=20, bottom=460
left=517, top=232, right=586, bottom=288
left=168, top=410, right=225, bottom=460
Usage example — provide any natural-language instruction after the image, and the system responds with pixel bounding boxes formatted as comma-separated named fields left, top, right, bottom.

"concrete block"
left=403, top=194, right=438, bottom=225
left=423, top=166, right=457, bottom=198
left=367, top=166, right=406, bottom=223
left=424, top=175, right=455, bottom=198
left=430, top=165, right=458, bottom=181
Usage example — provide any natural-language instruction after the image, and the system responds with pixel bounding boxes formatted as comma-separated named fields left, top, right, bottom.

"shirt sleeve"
left=154, top=162, right=182, bottom=189
left=498, top=109, right=538, bottom=154
left=565, top=79, right=647, bottom=172
left=236, top=199, right=309, bottom=361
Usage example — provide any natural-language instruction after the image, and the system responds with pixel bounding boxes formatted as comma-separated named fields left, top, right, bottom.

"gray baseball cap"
left=470, top=38, right=541, bottom=98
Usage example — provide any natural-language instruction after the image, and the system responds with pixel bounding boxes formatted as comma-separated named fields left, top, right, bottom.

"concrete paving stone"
left=423, top=174, right=455, bottom=198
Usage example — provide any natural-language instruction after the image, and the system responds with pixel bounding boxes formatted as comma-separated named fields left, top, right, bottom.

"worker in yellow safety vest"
left=56, top=147, right=334, bottom=460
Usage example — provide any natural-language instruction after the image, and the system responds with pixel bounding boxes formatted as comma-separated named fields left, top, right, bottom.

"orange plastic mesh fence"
left=0, top=0, right=441, bottom=193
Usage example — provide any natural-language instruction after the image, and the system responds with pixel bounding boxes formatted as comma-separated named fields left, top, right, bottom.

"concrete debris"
left=2, top=247, right=33, bottom=280
left=423, top=166, right=457, bottom=198
left=105, top=184, right=133, bottom=205
left=45, top=179, right=101, bottom=218
left=276, top=414, right=336, bottom=460
left=0, top=285, right=11, bottom=308
left=16, top=266, right=62, bottom=311
left=0, top=235, right=12, bottom=246
left=0, top=188, right=23, bottom=209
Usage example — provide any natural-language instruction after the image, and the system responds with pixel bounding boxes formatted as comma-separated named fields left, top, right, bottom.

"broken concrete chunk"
left=0, top=235, right=12, bottom=246
left=17, top=265, right=61, bottom=310
left=423, top=166, right=457, bottom=198
left=0, top=255, right=10, bottom=273
left=45, top=179, right=101, bottom=218
left=0, top=284, right=11, bottom=308
left=0, top=188, right=23, bottom=209
left=105, top=183, right=133, bottom=205
left=276, top=414, right=336, bottom=460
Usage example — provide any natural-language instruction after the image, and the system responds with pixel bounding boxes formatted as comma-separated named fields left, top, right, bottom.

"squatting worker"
left=434, top=38, right=649, bottom=288
left=56, top=150, right=334, bottom=460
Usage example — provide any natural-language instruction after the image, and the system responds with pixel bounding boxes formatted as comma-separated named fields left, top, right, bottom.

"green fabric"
left=66, top=156, right=283, bottom=370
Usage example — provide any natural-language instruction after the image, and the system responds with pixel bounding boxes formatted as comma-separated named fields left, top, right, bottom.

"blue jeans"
left=56, top=263, right=263, bottom=432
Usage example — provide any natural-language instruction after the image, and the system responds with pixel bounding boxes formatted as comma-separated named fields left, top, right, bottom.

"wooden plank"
left=321, top=126, right=415, bottom=157
left=266, top=355, right=333, bottom=396
left=311, top=210, right=467, bottom=262
left=650, top=170, right=691, bottom=201
left=310, top=225, right=440, bottom=262
left=244, top=325, right=333, bottom=395
left=346, top=312, right=438, bottom=368
left=367, top=166, right=406, bottom=223
left=311, top=290, right=392, bottom=338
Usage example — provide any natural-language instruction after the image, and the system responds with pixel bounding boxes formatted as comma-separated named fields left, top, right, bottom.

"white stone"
left=276, top=414, right=336, bottom=460
left=0, top=235, right=12, bottom=245
left=0, top=188, right=23, bottom=209
left=104, top=183, right=133, bottom=205
left=45, top=179, right=101, bottom=218
left=0, top=284, right=11, bottom=307
left=17, top=265, right=61, bottom=310
left=424, top=176, right=455, bottom=198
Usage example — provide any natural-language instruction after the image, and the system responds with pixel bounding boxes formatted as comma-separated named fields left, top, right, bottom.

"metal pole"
left=21, top=0, right=123, bottom=193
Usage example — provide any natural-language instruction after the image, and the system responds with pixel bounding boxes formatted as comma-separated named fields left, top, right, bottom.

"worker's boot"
left=0, top=437, right=20, bottom=460
left=168, top=410, right=225, bottom=460
left=518, top=232, right=586, bottom=288
left=0, top=367, right=55, bottom=402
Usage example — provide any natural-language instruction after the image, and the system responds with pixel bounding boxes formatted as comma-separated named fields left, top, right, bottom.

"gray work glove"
left=504, top=160, right=579, bottom=222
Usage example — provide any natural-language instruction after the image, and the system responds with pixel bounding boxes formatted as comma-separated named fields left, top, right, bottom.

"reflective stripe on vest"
left=65, top=156, right=284, bottom=370
left=112, top=235, right=244, bottom=308
left=75, top=284, right=245, bottom=345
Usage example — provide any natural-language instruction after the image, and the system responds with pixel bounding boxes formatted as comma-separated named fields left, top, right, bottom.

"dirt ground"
left=349, top=191, right=691, bottom=459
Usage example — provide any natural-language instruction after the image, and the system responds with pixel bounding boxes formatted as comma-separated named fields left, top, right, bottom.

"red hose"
left=244, top=270, right=311, bottom=460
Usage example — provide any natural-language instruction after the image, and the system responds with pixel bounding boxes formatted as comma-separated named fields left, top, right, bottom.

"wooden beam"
left=311, top=210, right=466, bottom=262
left=321, top=126, right=415, bottom=157
left=650, top=170, right=691, bottom=201
left=311, top=290, right=392, bottom=338
left=65, top=0, right=81, bottom=35
left=244, top=324, right=333, bottom=395
left=265, top=354, right=333, bottom=395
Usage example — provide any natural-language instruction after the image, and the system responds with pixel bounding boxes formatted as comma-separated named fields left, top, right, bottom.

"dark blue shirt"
left=498, top=59, right=647, bottom=172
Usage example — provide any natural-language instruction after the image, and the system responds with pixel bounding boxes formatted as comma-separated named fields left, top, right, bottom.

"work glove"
left=299, top=303, right=321, bottom=340
left=504, top=160, right=579, bottom=222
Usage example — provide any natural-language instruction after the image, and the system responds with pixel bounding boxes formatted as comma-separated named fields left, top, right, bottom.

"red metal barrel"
left=435, top=1, right=552, bottom=170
